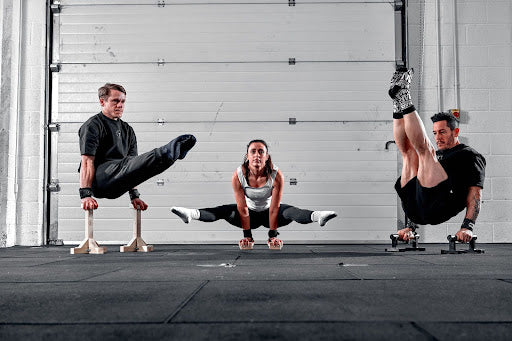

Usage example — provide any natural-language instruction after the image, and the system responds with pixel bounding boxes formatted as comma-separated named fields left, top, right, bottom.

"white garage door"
left=50, top=0, right=399, bottom=244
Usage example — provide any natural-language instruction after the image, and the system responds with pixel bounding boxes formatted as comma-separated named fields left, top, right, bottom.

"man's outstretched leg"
left=390, top=69, right=447, bottom=188
left=94, top=134, right=196, bottom=198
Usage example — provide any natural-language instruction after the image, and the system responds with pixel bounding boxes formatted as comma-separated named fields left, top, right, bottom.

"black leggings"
left=198, top=204, right=313, bottom=229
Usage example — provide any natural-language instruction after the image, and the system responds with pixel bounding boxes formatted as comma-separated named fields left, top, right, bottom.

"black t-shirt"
left=436, top=143, right=486, bottom=210
left=78, top=113, right=137, bottom=170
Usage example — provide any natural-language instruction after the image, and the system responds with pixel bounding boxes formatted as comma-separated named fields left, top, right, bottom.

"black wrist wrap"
left=79, top=188, right=93, bottom=199
left=268, top=229, right=279, bottom=239
left=129, top=189, right=140, bottom=201
left=243, top=229, right=253, bottom=239
left=461, top=218, right=475, bottom=231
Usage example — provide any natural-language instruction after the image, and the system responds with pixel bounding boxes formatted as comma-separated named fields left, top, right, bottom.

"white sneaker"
left=316, top=211, right=338, bottom=227
left=171, top=206, right=193, bottom=224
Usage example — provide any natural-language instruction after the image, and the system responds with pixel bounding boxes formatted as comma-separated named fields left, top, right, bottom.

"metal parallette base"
left=385, top=232, right=426, bottom=252
left=441, top=235, right=485, bottom=255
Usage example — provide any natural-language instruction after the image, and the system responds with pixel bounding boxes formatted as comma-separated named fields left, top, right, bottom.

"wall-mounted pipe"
left=435, top=0, right=442, bottom=113
left=453, top=0, right=460, bottom=109
left=5, top=0, right=24, bottom=246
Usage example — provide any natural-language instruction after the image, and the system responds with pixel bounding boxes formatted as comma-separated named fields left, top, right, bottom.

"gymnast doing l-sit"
left=171, top=139, right=338, bottom=249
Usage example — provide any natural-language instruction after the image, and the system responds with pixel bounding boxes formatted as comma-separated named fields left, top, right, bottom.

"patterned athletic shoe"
left=389, top=69, right=415, bottom=115
left=388, top=68, right=414, bottom=99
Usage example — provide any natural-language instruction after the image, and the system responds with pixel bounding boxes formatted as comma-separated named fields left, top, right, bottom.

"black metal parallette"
left=441, top=235, right=485, bottom=254
left=385, top=232, right=425, bottom=252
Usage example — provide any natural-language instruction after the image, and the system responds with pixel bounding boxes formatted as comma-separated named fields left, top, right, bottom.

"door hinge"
left=158, top=1, right=165, bottom=8
left=50, top=63, right=61, bottom=72
left=47, top=123, right=60, bottom=132
left=51, top=1, right=61, bottom=14
left=290, top=178, right=298, bottom=185
left=289, top=0, right=296, bottom=7
left=47, top=180, right=61, bottom=192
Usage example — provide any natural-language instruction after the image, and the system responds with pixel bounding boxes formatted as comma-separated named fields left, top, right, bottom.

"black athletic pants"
left=92, top=135, right=193, bottom=199
left=198, top=204, right=313, bottom=229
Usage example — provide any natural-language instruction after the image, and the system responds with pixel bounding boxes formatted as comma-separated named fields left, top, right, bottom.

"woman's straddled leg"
left=171, top=204, right=242, bottom=227
left=277, top=204, right=337, bottom=227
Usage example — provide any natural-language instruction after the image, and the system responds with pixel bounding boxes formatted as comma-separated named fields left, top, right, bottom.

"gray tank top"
left=236, top=165, right=278, bottom=212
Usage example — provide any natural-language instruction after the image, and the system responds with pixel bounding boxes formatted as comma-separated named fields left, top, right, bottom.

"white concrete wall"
left=407, top=0, right=512, bottom=242
left=0, top=0, right=46, bottom=246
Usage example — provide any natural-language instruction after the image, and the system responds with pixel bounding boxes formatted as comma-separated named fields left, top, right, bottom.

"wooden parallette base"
left=120, top=208, right=154, bottom=253
left=267, top=239, right=283, bottom=250
left=238, top=240, right=255, bottom=250
left=70, top=238, right=107, bottom=254
left=120, top=237, right=154, bottom=253
left=70, top=210, right=107, bottom=254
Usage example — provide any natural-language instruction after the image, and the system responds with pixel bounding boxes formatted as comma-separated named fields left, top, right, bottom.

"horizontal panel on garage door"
left=55, top=2, right=394, bottom=63
left=53, top=61, right=395, bottom=123
left=56, top=119, right=397, bottom=244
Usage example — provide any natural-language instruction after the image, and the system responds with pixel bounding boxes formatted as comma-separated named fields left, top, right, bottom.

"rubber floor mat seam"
left=164, top=280, right=209, bottom=323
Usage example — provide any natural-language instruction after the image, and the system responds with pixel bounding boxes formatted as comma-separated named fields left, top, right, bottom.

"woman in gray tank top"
left=171, top=139, right=337, bottom=250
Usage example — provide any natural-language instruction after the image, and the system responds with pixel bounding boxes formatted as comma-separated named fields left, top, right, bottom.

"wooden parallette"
left=70, top=210, right=107, bottom=254
left=120, top=208, right=154, bottom=253
left=267, top=238, right=283, bottom=250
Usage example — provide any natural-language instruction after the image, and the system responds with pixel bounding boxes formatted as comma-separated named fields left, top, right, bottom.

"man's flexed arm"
left=465, top=186, right=482, bottom=222
left=80, top=155, right=98, bottom=210
left=455, top=186, right=482, bottom=243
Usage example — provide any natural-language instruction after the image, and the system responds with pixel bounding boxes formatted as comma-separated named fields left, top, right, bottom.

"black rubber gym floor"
left=1, top=243, right=511, bottom=340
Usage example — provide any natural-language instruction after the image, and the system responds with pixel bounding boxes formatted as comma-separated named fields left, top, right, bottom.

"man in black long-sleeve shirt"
left=389, top=70, right=486, bottom=242
left=78, top=83, right=196, bottom=211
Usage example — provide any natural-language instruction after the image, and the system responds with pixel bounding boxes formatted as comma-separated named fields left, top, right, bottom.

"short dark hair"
left=98, top=83, right=126, bottom=100
left=431, top=112, right=458, bottom=130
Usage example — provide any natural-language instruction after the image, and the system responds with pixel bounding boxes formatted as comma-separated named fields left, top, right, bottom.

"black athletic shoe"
left=175, top=134, right=197, bottom=160
left=163, top=134, right=197, bottom=161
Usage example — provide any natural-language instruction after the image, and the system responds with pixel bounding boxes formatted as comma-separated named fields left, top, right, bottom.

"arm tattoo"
left=470, top=195, right=481, bottom=221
